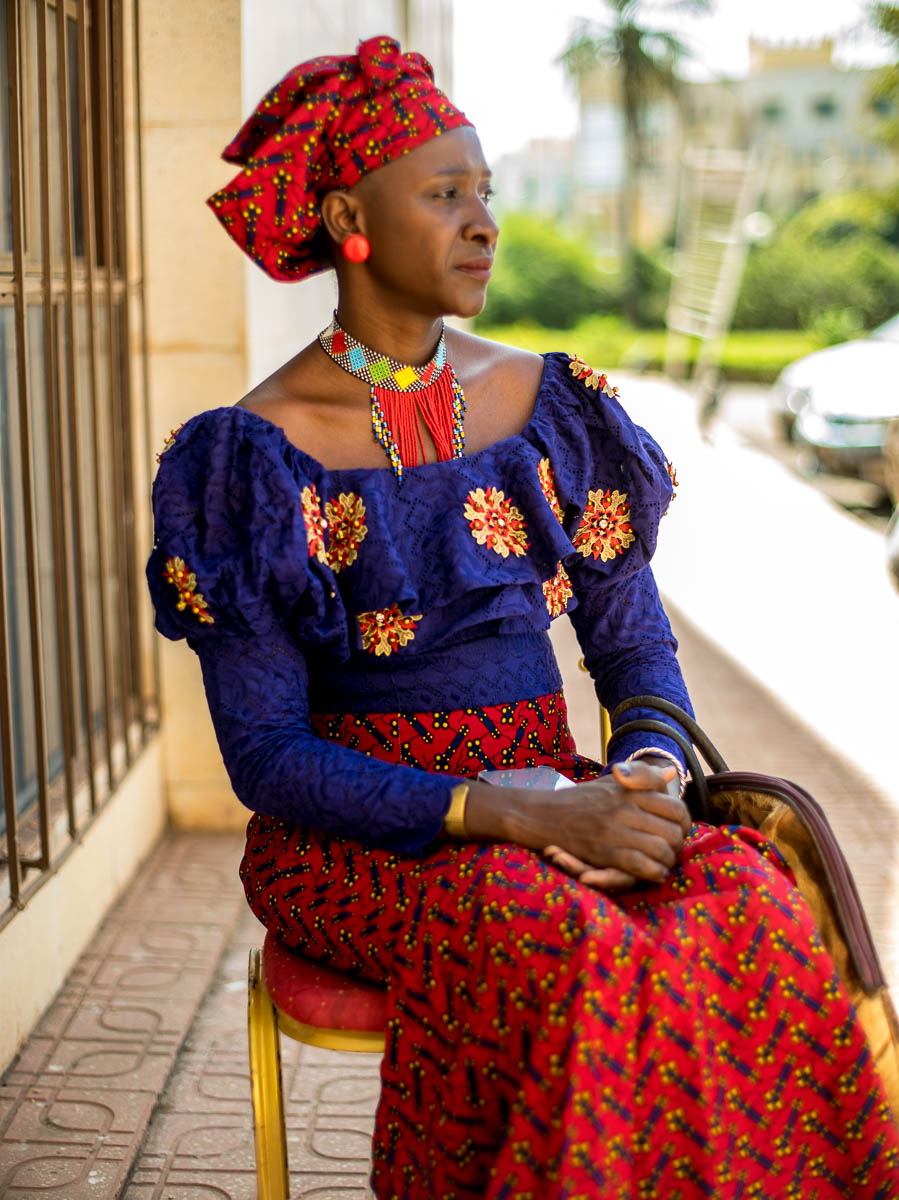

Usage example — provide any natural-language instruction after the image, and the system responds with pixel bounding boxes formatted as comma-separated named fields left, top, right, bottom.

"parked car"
left=770, top=314, right=899, bottom=492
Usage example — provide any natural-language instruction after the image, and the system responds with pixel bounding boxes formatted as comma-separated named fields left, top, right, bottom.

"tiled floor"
left=0, top=834, right=248, bottom=1199
left=123, top=902, right=380, bottom=1199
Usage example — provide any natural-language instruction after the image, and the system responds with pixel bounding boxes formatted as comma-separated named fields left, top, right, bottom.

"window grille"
left=0, top=0, right=155, bottom=925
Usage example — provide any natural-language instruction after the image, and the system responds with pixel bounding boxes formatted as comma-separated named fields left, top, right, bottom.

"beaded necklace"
left=318, top=313, right=466, bottom=483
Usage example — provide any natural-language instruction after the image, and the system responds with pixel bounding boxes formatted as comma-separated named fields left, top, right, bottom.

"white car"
left=771, top=315, right=899, bottom=490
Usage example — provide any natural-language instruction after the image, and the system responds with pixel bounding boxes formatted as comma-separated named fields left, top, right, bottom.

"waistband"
left=306, top=630, right=563, bottom=715
left=309, top=690, right=603, bottom=780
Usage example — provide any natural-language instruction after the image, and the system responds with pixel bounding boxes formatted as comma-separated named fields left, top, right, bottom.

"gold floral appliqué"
left=163, top=556, right=214, bottom=625
left=573, top=489, right=635, bottom=563
left=155, top=424, right=184, bottom=463
left=537, top=458, right=564, bottom=524
left=664, top=461, right=679, bottom=515
left=325, top=492, right=368, bottom=571
left=567, top=354, right=620, bottom=400
left=301, top=484, right=328, bottom=563
left=463, top=487, right=529, bottom=558
left=358, top=605, right=422, bottom=656
left=543, top=562, right=573, bottom=618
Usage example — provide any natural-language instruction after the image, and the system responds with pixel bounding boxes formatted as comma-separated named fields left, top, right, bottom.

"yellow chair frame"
left=247, top=946, right=386, bottom=1200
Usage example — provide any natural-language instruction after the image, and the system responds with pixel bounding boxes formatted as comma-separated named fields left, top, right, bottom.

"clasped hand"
left=542, top=760, right=690, bottom=891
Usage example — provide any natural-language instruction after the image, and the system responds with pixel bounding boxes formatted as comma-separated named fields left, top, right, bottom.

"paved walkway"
left=2, top=374, right=898, bottom=1198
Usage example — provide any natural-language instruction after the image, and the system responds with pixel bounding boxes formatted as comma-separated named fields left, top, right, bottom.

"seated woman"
left=146, top=36, right=899, bottom=1199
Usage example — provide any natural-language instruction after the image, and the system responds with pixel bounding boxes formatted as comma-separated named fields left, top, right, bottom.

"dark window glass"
left=812, top=96, right=837, bottom=119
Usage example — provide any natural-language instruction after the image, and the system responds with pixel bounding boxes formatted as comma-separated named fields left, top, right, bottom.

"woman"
left=147, top=36, right=899, bottom=1198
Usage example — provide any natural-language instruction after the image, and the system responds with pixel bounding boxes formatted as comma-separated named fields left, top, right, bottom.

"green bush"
left=476, top=316, right=820, bottom=383
left=622, top=247, right=672, bottom=328
left=476, top=214, right=620, bottom=329
left=734, top=189, right=899, bottom=331
left=734, top=237, right=899, bottom=330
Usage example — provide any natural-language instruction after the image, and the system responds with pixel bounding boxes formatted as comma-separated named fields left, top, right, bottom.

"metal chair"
left=247, top=930, right=387, bottom=1200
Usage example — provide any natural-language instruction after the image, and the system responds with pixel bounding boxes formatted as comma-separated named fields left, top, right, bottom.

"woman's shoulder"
left=446, top=327, right=544, bottom=394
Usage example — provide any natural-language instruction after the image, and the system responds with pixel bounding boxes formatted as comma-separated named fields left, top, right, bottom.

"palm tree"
left=561, top=0, right=712, bottom=319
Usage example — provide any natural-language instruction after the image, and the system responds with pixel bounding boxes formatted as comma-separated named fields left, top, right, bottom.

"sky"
left=451, top=0, right=894, bottom=162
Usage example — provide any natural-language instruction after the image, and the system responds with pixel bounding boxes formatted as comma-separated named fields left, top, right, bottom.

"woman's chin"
left=446, top=290, right=489, bottom=321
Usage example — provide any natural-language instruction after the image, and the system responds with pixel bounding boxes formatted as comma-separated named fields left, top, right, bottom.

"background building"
left=570, top=37, right=898, bottom=251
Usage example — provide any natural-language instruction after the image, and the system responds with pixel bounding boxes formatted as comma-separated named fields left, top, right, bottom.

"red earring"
left=342, top=234, right=371, bottom=263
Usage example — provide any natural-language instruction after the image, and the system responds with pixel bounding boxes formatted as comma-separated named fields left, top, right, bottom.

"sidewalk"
left=2, top=373, right=898, bottom=1198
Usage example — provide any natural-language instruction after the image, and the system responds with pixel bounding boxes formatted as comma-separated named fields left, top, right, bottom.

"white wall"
left=237, top=0, right=454, bottom=388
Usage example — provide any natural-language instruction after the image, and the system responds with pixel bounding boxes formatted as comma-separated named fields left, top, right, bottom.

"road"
left=714, top=381, right=893, bottom=533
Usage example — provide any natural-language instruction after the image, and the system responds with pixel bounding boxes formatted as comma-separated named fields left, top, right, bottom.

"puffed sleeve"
left=537, top=354, right=694, bottom=769
left=146, top=407, right=463, bottom=853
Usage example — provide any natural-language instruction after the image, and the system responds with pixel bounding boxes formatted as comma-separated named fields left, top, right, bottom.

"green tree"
left=560, top=0, right=712, bottom=319
left=733, top=189, right=899, bottom=331
left=475, top=214, right=619, bottom=329
left=870, top=2, right=899, bottom=146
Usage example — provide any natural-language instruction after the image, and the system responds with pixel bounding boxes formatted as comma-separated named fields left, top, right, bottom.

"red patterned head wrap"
left=207, top=35, right=472, bottom=282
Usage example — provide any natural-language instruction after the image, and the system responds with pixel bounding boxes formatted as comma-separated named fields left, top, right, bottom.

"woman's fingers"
left=544, top=845, right=588, bottom=875
left=544, top=846, right=637, bottom=891
left=577, top=866, right=641, bottom=890
left=545, top=835, right=672, bottom=883
left=611, top=761, right=691, bottom=835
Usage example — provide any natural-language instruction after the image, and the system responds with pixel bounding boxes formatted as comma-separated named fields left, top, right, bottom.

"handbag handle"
left=609, top=696, right=729, bottom=773
left=605, top=696, right=730, bottom=821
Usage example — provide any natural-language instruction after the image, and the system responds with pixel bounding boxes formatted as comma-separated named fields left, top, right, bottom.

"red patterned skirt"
left=241, top=691, right=899, bottom=1199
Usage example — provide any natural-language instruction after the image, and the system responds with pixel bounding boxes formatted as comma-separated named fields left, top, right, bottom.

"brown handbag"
left=609, top=695, right=899, bottom=1119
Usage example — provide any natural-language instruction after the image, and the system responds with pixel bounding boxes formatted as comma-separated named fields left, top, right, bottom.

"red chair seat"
left=262, top=930, right=388, bottom=1032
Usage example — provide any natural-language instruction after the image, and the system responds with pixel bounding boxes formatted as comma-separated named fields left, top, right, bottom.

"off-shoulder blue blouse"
left=146, top=351, right=693, bottom=853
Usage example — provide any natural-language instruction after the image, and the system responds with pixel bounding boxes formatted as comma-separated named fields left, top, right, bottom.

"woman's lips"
left=456, top=260, right=493, bottom=280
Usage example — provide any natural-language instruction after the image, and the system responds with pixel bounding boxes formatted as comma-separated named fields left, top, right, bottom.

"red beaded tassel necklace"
left=318, top=313, right=466, bottom=483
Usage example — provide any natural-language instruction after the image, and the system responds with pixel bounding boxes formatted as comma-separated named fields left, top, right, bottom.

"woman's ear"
left=320, top=189, right=366, bottom=245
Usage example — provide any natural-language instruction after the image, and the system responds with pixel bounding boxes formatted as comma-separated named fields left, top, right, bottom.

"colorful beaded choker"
left=318, top=313, right=466, bottom=483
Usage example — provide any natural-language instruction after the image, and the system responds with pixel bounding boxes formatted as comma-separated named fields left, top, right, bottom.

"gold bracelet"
left=444, top=782, right=469, bottom=838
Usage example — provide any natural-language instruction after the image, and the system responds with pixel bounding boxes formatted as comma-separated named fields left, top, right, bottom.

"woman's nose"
left=465, top=201, right=499, bottom=245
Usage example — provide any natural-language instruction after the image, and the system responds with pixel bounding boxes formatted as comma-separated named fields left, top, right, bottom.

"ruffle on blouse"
left=146, top=352, right=674, bottom=658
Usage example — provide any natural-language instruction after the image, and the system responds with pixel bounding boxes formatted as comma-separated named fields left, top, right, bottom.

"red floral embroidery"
left=163, top=556, right=214, bottom=625
left=325, top=492, right=368, bottom=571
left=573, top=488, right=635, bottom=563
left=543, top=562, right=573, bottom=618
left=537, top=458, right=564, bottom=524
left=155, top=424, right=184, bottom=464
left=358, top=605, right=422, bottom=656
left=463, top=487, right=529, bottom=558
left=567, top=354, right=619, bottom=400
left=301, top=484, right=327, bottom=563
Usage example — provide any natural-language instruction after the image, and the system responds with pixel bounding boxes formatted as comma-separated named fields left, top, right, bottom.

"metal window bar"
left=54, top=0, right=95, bottom=821
left=7, top=0, right=52, bottom=874
left=36, top=0, right=77, bottom=841
left=0, top=0, right=154, bottom=925
left=96, top=0, right=131, bottom=771
left=56, top=0, right=98, bottom=817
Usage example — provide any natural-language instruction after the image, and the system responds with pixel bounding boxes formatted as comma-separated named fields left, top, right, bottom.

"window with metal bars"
left=0, top=0, right=155, bottom=923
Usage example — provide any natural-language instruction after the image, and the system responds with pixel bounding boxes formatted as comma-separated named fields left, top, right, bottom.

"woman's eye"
left=437, top=187, right=457, bottom=199
left=480, top=187, right=495, bottom=204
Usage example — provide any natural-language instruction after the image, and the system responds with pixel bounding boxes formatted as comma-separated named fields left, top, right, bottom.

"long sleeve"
left=532, top=353, right=695, bottom=772
left=567, top=562, right=694, bottom=770
left=192, top=620, right=459, bottom=854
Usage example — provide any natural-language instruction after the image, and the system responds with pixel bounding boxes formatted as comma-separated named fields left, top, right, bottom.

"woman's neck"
left=334, top=299, right=444, bottom=367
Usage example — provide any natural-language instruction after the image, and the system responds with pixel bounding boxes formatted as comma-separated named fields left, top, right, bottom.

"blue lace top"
left=146, top=351, right=693, bottom=853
